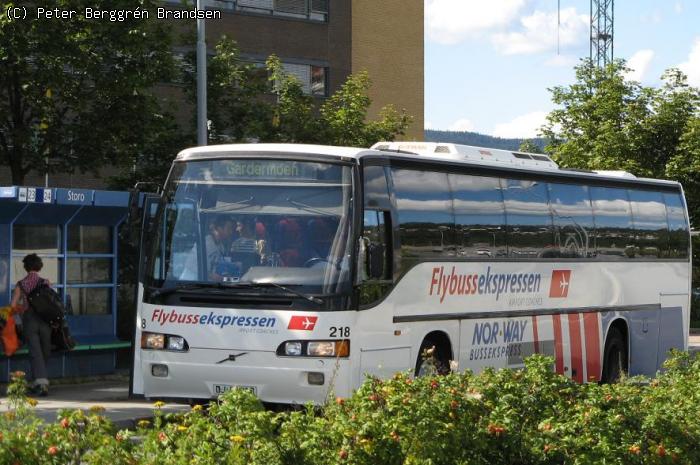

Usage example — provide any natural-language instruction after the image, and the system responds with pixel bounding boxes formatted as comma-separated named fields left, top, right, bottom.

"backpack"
left=26, top=282, right=66, bottom=327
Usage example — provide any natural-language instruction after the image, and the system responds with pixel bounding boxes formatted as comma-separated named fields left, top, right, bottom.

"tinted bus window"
left=449, top=173, right=506, bottom=258
left=363, top=165, right=391, bottom=210
left=391, top=169, right=455, bottom=270
left=590, top=187, right=635, bottom=258
left=548, top=183, right=596, bottom=258
left=629, top=190, right=668, bottom=258
left=664, top=192, right=690, bottom=258
left=502, top=179, right=554, bottom=258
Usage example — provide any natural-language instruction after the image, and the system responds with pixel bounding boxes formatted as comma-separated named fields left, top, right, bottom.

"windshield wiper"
left=149, top=282, right=238, bottom=298
left=149, top=281, right=323, bottom=304
left=235, top=281, right=324, bottom=305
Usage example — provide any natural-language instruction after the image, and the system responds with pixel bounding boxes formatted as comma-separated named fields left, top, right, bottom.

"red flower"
left=60, top=418, right=70, bottom=429
left=657, top=445, right=666, bottom=457
left=158, top=431, right=167, bottom=442
left=47, top=446, right=58, bottom=456
left=487, top=424, right=506, bottom=436
left=335, top=397, right=345, bottom=406
left=628, top=445, right=641, bottom=455
left=430, top=380, right=439, bottom=389
left=338, top=449, right=348, bottom=460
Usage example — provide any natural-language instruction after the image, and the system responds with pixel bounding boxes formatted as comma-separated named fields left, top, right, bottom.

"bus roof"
left=175, top=143, right=681, bottom=189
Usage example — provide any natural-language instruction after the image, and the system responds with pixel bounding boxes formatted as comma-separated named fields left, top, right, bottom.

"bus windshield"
left=146, top=158, right=354, bottom=300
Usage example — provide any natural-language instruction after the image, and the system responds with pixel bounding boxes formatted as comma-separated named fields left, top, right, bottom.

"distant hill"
left=425, top=129, right=546, bottom=152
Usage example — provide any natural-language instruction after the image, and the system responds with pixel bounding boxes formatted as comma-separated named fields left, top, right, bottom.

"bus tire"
left=414, top=338, right=450, bottom=377
left=601, top=326, right=627, bottom=383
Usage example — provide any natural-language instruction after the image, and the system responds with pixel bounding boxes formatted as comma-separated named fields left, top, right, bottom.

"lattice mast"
left=590, top=0, right=614, bottom=67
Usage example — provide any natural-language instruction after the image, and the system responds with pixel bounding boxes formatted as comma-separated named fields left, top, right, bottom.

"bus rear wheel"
left=601, top=326, right=627, bottom=383
left=415, top=339, right=450, bottom=377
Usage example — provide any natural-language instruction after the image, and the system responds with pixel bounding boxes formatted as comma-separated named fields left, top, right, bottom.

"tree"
left=183, top=37, right=272, bottom=144
left=542, top=60, right=700, bottom=179
left=0, top=1, right=176, bottom=185
left=518, top=139, right=543, bottom=154
left=318, top=71, right=412, bottom=147
left=667, top=116, right=700, bottom=222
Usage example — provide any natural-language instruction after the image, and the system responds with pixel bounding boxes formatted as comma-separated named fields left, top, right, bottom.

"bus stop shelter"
left=0, top=186, right=131, bottom=382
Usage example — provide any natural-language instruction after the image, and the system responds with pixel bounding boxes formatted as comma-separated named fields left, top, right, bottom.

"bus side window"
left=663, top=192, right=690, bottom=259
left=449, top=173, right=507, bottom=258
left=591, top=187, right=635, bottom=258
left=502, top=179, right=554, bottom=258
left=548, top=183, right=595, bottom=258
left=629, top=189, right=668, bottom=259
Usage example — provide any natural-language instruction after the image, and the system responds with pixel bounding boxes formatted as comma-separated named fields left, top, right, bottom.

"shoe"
left=28, top=384, right=49, bottom=397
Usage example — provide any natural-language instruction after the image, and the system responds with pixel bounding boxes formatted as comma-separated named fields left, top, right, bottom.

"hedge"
left=2, top=352, right=700, bottom=464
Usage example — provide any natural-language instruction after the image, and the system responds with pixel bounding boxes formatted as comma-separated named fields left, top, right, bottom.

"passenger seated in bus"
left=229, top=220, right=262, bottom=275
left=206, top=216, right=235, bottom=281
left=277, top=217, right=303, bottom=267
left=254, top=220, right=269, bottom=264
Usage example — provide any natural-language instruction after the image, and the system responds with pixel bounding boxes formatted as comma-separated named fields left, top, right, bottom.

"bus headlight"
left=166, top=336, right=186, bottom=351
left=284, top=341, right=303, bottom=356
left=307, top=341, right=336, bottom=357
left=142, top=332, right=165, bottom=350
left=277, top=340, right=350, bottom=358
left=141, top=332, right=189, bottom=352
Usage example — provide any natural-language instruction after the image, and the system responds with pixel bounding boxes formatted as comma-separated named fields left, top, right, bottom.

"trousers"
left=22, top=309, right=51, bottom=386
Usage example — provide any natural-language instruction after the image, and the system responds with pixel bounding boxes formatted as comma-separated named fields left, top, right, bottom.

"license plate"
left=213, top=384, right=257, bottom=396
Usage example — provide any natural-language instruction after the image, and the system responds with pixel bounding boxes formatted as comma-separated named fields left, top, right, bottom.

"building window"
left=310, top=66, right=327, bottom=96
left=280, top=63, right=327, bottom=96
left=203, top=0, right=328, bottom=22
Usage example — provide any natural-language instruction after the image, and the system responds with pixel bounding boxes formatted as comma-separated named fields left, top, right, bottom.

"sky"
left=424, top=0, right=700, bottom=138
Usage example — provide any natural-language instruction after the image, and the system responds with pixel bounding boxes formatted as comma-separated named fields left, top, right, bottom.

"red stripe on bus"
left=568, top=313, right=583, bottom=383
left=583, top=313, right=601, bottom=382
left=552, top=314, right=564, bottom=375
left=532, top=315, right=540, bottom=354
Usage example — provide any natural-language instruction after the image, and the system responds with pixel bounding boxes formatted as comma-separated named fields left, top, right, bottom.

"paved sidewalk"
left=0, top=380, right=190, bottom=429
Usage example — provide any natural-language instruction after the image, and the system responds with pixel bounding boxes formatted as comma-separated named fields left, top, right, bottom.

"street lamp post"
left=196, top=0, right=207, bottom=146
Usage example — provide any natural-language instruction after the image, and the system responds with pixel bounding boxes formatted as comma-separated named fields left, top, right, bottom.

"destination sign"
left=211, top=160, right=340, bottom=182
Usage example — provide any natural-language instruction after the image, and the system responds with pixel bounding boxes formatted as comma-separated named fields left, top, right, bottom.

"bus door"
left=130, top=192, right=160, bottom=396
left=356, top=164, right=410, bottom=381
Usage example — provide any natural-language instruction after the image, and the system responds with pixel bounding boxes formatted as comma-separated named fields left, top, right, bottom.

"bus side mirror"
left=367, top=243, right=384, bottom=279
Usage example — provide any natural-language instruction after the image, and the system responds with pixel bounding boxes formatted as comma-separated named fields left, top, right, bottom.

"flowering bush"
left=3, top=352, right=700, bottom=464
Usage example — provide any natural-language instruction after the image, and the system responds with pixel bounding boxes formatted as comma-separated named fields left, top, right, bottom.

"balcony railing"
left=204, top=0, right=328, bottom=21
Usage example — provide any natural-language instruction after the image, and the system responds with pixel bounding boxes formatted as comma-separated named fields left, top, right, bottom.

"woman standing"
left=11, top=253, right=52, bottom=396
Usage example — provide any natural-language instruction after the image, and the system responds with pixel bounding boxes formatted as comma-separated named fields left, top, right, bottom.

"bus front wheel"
left=601, top=326, right=627, bottom=383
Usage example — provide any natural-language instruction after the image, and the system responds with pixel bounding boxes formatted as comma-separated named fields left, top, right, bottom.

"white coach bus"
left=132, top=142, right=691, bottom=403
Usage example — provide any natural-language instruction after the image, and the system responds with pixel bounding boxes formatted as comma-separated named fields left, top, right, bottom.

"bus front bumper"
left=140, top=348, right=352, bottom=404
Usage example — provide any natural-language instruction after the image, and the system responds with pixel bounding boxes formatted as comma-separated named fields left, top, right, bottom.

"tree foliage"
left=542, top=59, right=700, bottom=223
left=518, top=139, right=543, bottom=154
left=0, top=0, right=177, bottom=185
